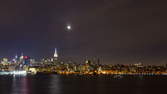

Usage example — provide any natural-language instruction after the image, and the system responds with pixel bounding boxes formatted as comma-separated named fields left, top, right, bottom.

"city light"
left=0, top=71, right=27, bottom=75
left=12, top=71, right=27, bottom=75
left=0, top=49, right=166, bottom=76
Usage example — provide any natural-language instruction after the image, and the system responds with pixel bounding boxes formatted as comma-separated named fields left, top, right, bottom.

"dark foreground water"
left=0, top=75, right=167, bottom=94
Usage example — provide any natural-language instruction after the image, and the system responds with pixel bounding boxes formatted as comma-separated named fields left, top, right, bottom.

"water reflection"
left=11, top=76, right=29, bottom=94
left=49, top=75, right=61, bottom=94
left=0, top=75, right=165, bottom=94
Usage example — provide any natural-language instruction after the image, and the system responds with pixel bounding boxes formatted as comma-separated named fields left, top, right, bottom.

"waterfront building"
left=1, top=58, right=9, bottom=65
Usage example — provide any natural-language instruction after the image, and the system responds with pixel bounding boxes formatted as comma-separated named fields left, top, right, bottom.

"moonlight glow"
left=67, top=25, right=71, bottom=30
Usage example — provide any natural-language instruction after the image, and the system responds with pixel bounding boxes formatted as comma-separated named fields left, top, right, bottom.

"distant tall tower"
left=13, top=54, right=18, bottom=63
left=15, top=54, right=18, bottom=59
left=54, top=48, right=58, bottom=58
left=20, top=53, right=24, bottom=60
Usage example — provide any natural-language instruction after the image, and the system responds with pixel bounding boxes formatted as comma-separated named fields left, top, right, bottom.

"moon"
left=66, top=25, right=72, bottom=30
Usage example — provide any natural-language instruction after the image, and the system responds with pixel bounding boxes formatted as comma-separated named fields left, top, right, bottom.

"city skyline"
left=0, top=48, right=166, bottom=65
left=0, top=0, right=166, bottom=64
left=0, top=1, right=167, bottom=94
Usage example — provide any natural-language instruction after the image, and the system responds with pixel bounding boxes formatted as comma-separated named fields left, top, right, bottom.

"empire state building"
left=54, top=48, right=58, bottom=58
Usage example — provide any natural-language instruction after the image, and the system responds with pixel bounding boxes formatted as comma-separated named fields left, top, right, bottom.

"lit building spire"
left=15, top=54, right=18, bottom=59
left=20, top=52, right=24, bottom=59
left=54, top=48, right=58, bottom=58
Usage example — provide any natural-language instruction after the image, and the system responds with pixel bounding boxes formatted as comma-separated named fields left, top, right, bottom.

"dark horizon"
left=0, top=0, right=167, bottom=64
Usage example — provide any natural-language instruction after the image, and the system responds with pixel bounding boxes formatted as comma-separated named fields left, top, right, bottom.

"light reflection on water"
left=9, top=75, right=62, bottom=94
left=0, top=75, right=166, bottom=94
left=49, top=75, right=61, bottom=94
left=11, top=76, right=29, bottom=94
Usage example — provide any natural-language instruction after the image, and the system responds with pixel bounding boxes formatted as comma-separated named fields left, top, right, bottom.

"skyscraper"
left=15, top=54, right=18, bottom=59
left=20, top=53, right=24, bottom=60
left=54, top=48, right=58, bottom=58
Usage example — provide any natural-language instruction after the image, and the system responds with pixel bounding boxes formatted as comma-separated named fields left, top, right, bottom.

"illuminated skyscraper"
left=12, top=54, right=18, bottom=63
left=15, top=54, right=18, bottom=59
left=54, top=48, right=58, bottom=58
left=20, top=53, right=24, bottom=60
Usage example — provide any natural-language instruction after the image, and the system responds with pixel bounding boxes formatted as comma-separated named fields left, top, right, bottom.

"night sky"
left=0, top=0, right=167, bottom=64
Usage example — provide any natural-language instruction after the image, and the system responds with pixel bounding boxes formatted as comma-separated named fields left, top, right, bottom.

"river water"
left=0, top=74, right=166, bottom=94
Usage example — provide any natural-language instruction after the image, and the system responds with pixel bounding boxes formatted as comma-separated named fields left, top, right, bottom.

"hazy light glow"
left=67, top=25, right=71, bottom=30
left=12, top=71, right=27, bottom=75
left=0, top=71, right=27, bottom=76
